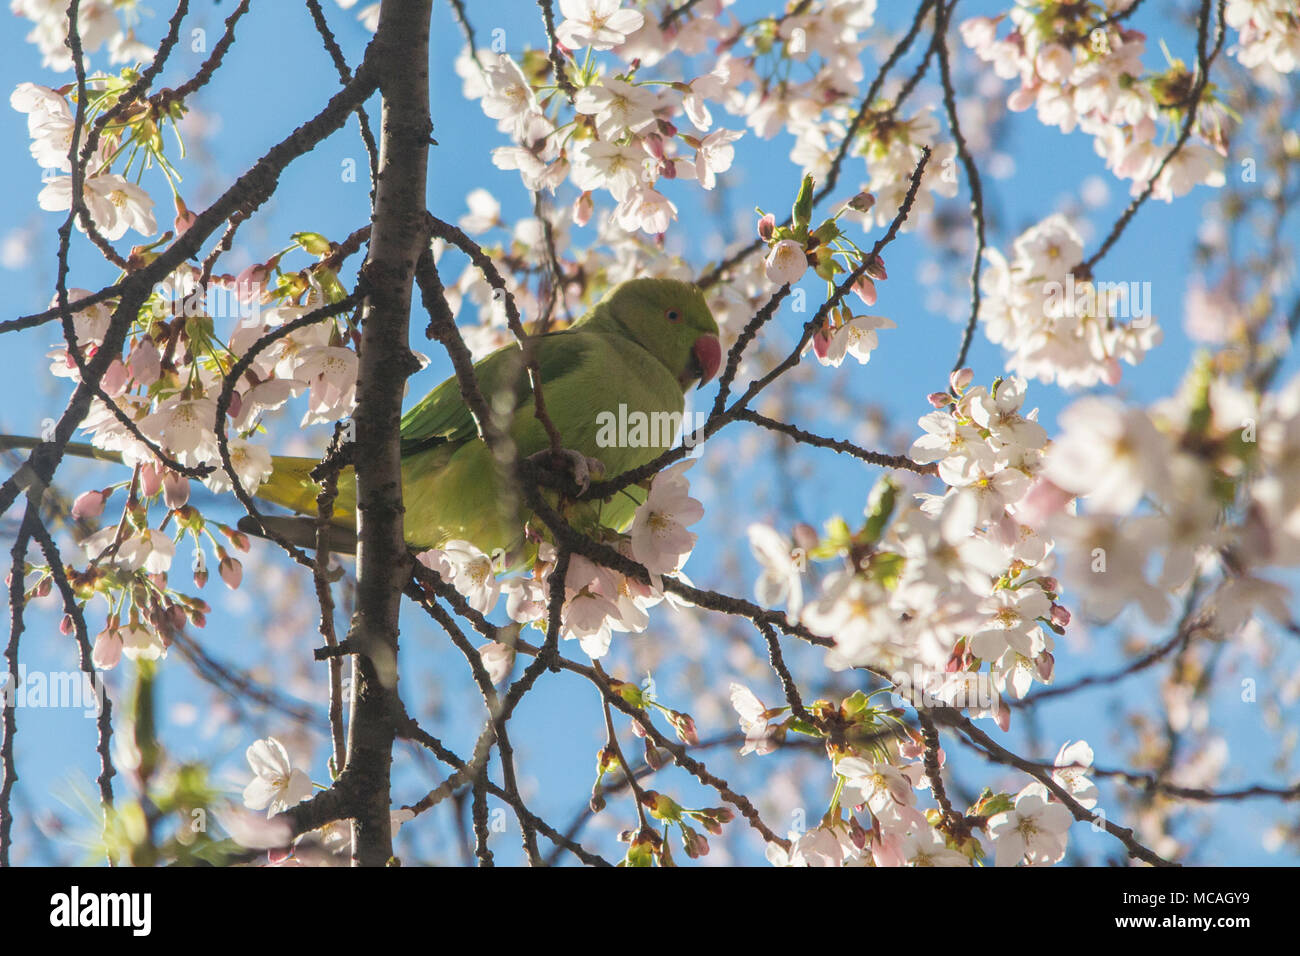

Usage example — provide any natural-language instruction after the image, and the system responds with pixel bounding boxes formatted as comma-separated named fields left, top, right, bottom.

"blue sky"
left=0, top=0, right=1296, bottom=865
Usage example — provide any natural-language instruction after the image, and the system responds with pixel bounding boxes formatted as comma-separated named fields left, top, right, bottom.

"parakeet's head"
left=595, top=278, right=722, bottom=390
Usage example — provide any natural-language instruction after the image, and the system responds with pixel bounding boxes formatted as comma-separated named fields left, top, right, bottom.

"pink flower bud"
left=101, top=358, right=129, bottom=397
left=219, top=556, right=243, bottom=590
left=572, top=191, right=594, bottom=227
left=928, top=391, right=951, bottom=408
left=644, top=740, right=667, bottom=771
left=1035, top=651, right=1055, bottom=682
left=847, top=192, right=876, bottom=214
left=128, top=337, right=161, bottom=387
left=236, top=256, right=279, bottom=305
left=92, top=627, right=123, bottom=670
left=72, top=488, right=109, bottom=520
left=671, top=711, right=699, bottom=747
left=757, top=212, right=776, bottom=242
left=848, top=816, right=869, bottom=850
left=853, top=275, right=877, bottom=306
left=950, top=367, right=974, bottom=391
left=60, top=614, right=74, bottom=635
left=682, top=826, right=709, bottom=859
left=864, top=254, right=887, bottom=280
left=1050, top=604, right=1070, bottom=627
left=812, top=324, right=833, bottom=359
left=140, top=462, right=163, bottom=498
left=162, top=471, right=190, bottom=510
left=173, top=194, right=197, bottom=235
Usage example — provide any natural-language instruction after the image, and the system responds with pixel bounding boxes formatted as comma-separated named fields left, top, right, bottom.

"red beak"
left=693, top=334, right=721, bottom=389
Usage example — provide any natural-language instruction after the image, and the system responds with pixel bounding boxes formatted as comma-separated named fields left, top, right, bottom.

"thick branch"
left=342, top=0, right=433, bottom=868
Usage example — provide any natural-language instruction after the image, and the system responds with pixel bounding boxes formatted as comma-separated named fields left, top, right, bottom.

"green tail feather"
left=0, top=433, right=354, bottom=533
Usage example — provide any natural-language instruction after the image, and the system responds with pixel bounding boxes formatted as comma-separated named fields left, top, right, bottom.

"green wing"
left=399, top=330, right=587, bottom=455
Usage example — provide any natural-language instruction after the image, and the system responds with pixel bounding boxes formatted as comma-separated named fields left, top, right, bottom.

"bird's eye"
left=665, top=309, right=681, bottom=322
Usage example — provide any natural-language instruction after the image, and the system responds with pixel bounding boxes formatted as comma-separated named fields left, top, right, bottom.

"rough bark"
left=344, top=0, right=432, bottom=867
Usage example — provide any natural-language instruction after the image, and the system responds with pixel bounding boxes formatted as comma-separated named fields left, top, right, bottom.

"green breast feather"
left=399, top=328, right=684, bottom=556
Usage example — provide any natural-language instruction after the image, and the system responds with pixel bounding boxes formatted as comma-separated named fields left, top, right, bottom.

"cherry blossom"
left=988, top=784, right=1074, bottom=867
left=746, top=523, right=805, bottom=615
left=810, top=313, right=895, bottom=367
left=242, top=737, right=313, bottom=818
left=764, top=238, right=807, bottom=286
left=555, top=0, right=645, bottom=52
left=629, top=460, right=703, bottom=574
left=37, top=173, right=158, bottom=241
left=420, top=540, right=502, bottom=616
left=729, top=682, right=781, bottom=756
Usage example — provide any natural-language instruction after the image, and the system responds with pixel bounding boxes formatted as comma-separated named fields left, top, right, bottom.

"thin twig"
left=934, top=0, right=989, bottom=374
left=538, top=0, right=577, bottom=101
left=1081, top=0, right=1226, bottom=274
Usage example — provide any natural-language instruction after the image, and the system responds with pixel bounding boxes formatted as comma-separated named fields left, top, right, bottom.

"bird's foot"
left=527, top=447, right=606, bottom=494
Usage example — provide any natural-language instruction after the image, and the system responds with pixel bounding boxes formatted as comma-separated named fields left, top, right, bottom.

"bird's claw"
left=528, top=447, right=605, bottom=494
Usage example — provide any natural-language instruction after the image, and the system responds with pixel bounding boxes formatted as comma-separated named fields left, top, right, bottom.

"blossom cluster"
left=746, top=372, right=1064, bottom=736
left=748, top=704, right=1095, bottom=866
left=455, top=1, right=746, bottom=237
left=1039, top=358, right=1300, bottom=633
left=978, top=213, right=1162, bottom=387
left=12, top=81, right=160, bottom=241
left=962, top=3, right=1230, bottom=202
left=11, top=0, right=154, bottom=72
left=1226, top=0, right=1300, bottom=75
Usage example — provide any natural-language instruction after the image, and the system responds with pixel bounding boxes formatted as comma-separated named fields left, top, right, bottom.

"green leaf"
left=292, top=231, right=333, bottom=256
left=860, top=476, right=899, bottom=544
left=792, top=173, right=815, bottom=233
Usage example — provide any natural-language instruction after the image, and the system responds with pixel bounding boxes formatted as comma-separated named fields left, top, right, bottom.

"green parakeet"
left=253, top=277, right=720, bottom=557
left=6, top=278, right=721, bottom=561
